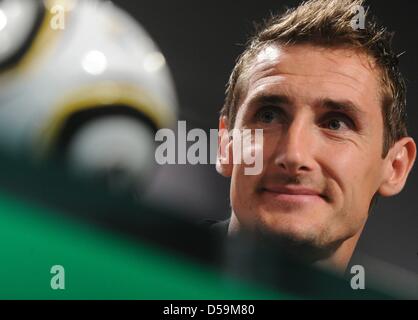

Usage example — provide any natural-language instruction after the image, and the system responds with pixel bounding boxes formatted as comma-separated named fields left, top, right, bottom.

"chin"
left=255, top=214, right=331, bottom=249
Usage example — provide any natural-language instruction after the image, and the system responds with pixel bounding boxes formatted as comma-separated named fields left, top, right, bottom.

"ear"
left=378, top=137, right=417, bottom=197
left=216, top=116, right=233, bottom=177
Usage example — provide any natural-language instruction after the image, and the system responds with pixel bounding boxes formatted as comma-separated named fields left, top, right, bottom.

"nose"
left=274, top=116, right=315, bottom=175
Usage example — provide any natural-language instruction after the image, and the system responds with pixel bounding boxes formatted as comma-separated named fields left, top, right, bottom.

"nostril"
left=276, top=160, right=310, bottom=174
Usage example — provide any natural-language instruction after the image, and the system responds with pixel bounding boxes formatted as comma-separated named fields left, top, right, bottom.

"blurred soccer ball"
left=0, top=0, right=178, bottom=192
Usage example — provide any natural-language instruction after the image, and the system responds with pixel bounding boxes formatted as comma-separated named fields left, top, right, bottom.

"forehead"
left=238, top=44, right=382, bottom=115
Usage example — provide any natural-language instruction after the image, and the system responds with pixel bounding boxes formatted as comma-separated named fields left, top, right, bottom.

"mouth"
left=260, top=185, right=327, bottom=204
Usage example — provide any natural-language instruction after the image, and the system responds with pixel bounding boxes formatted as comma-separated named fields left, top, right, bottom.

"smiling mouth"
left=260, top=186, right=327, bottom=204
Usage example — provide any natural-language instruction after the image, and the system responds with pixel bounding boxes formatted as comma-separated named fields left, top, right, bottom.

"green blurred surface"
left=0, top=191, right=288, bottom=300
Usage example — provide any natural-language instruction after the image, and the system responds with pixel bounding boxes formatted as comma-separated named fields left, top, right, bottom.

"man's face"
left=228, top=44, right=388, bottom=249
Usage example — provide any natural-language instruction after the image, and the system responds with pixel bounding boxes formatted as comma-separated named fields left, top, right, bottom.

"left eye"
left=321, top=115, right=354, bottom=131
left=324, top=119, right=346, bottom=130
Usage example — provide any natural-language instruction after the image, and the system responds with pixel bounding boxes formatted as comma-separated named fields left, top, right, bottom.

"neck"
left=312, top=231, right=363, bottom=273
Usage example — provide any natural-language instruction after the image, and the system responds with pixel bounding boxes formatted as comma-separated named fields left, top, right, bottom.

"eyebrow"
left=247, top=93, right=365, bottom=117
left=319, top=98, right=365, bottom=117
left=247, top=93, right=292, bottom=107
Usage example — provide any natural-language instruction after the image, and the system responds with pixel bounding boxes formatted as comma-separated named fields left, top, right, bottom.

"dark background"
left=114, top=0, right=418, bottom=275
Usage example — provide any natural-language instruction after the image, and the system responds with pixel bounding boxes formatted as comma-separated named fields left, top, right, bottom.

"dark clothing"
left=202, top=219, right=230, bottom=238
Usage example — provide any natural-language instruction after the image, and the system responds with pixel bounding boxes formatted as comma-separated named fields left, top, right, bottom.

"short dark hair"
left=221, top=0, right=408, bottom=157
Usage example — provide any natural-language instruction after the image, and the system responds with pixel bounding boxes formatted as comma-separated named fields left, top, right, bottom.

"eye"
left=255, top=106, right=283, bottom=124
left=321, top=114, right=355, bottom=131
left=325, top=119, right=345, bottom=130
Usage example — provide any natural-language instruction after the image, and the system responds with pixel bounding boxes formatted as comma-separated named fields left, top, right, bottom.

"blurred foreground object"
left=0, top=0, right=178, bottom=192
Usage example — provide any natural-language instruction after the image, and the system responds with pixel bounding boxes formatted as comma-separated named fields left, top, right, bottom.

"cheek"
left=257, top=132, right=281, bottom=167
left=319, top=142, right=382, bottom=211
left=230, top=166, right=259, bottom=226
left=229, top=132, right=269, bottom=220
left=230, top=128, right=269, bottom=182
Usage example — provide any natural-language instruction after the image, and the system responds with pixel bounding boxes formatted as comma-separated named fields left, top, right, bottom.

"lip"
left=260, top=185, right=326, bottom=204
